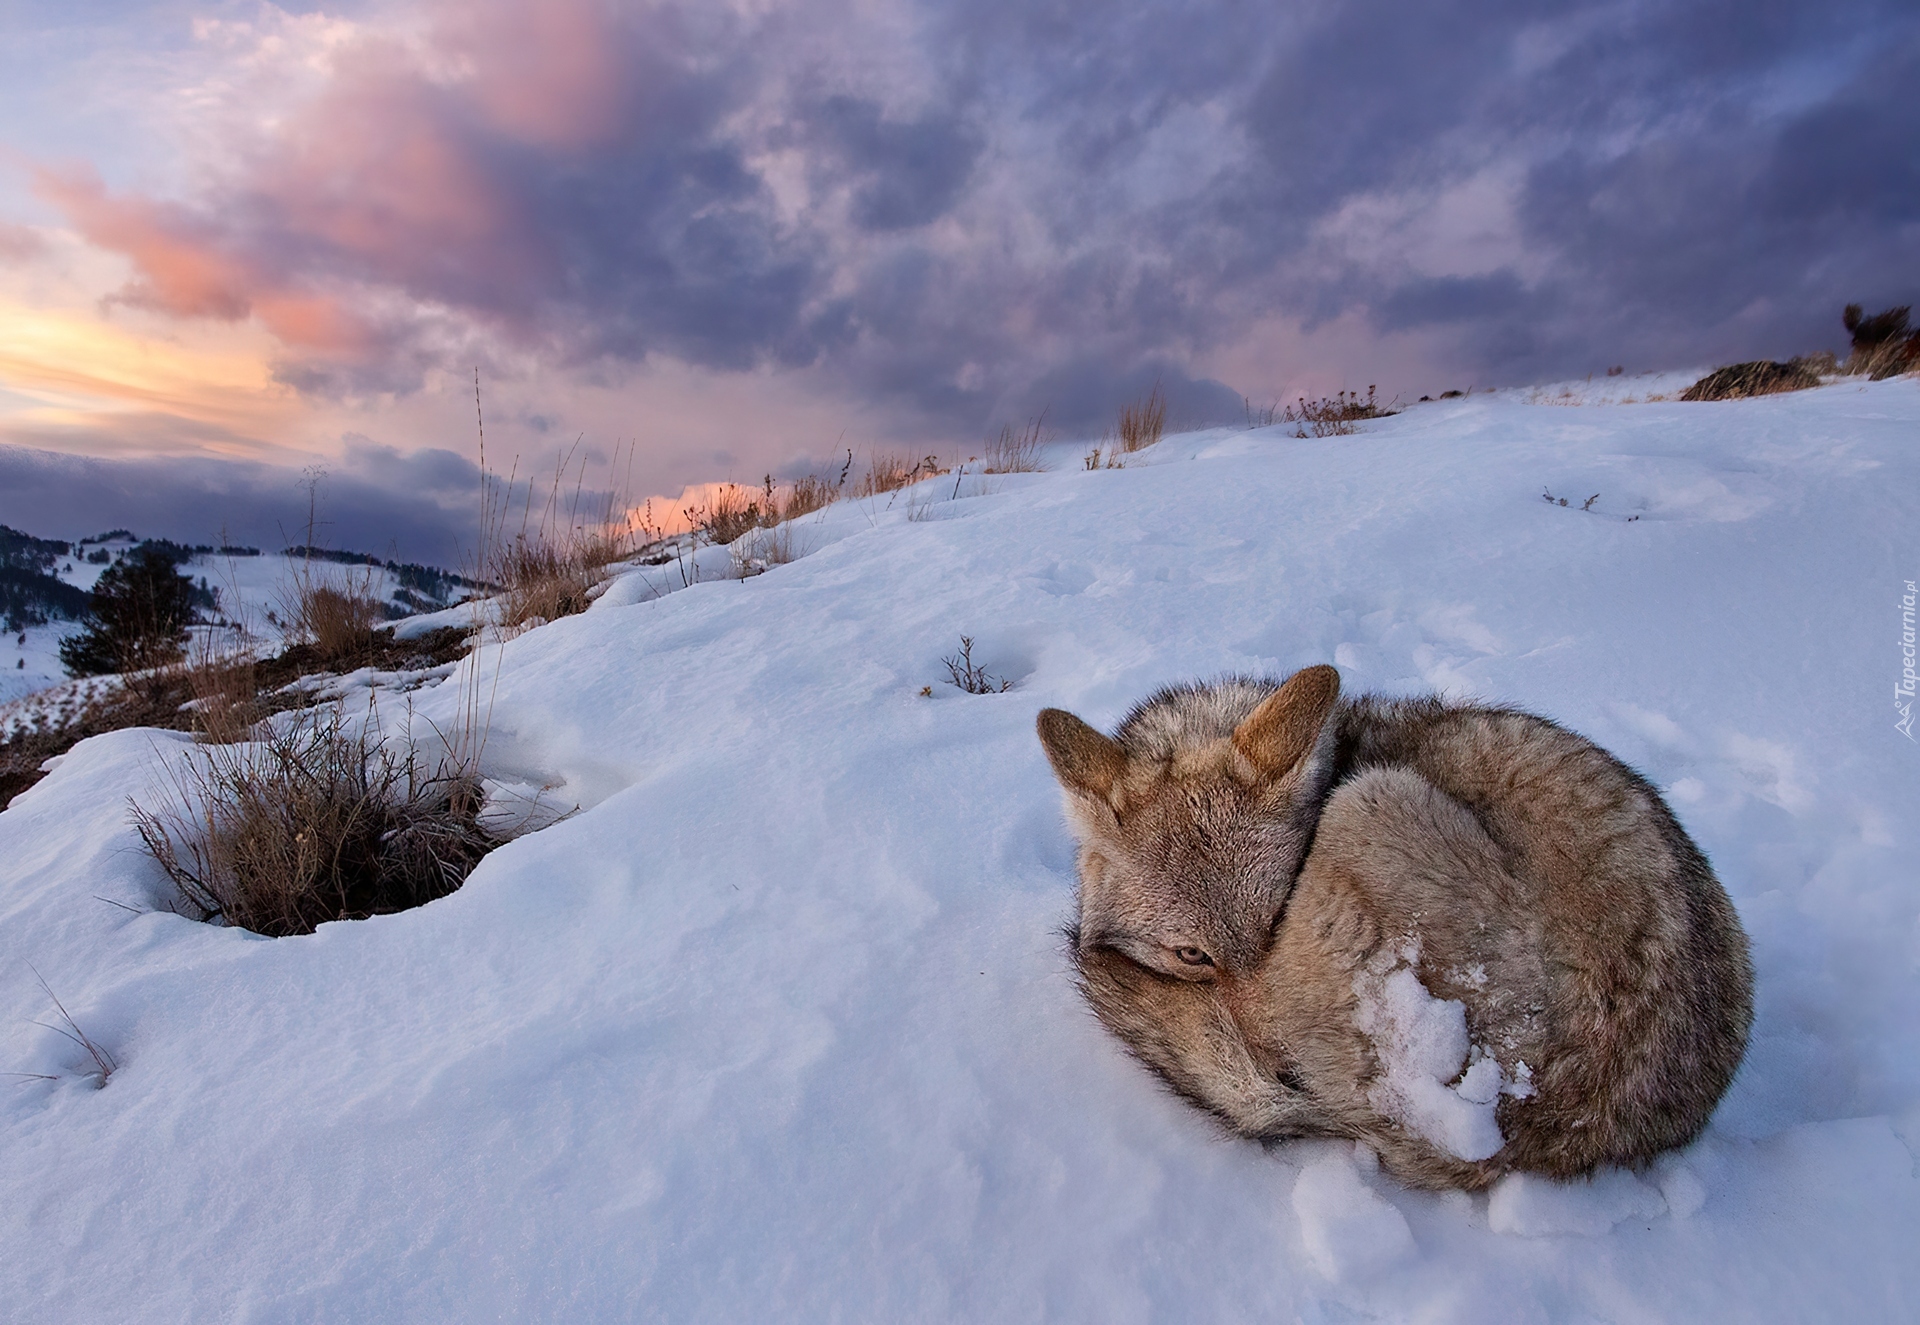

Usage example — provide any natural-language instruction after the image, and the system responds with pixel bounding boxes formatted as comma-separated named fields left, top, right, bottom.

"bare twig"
left=942, top=637, right=1013, bottom=694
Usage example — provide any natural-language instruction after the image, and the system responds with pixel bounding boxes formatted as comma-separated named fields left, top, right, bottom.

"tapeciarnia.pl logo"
left=1898, top=579, right=1917, bottom=741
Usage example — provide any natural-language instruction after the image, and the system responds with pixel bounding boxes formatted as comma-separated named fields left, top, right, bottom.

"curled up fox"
left=1037, top=665, right=1753, bottom=1190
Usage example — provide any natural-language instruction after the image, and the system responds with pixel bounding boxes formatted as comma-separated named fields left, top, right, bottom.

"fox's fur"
left=1037, top=665, right=1753, bottom=1190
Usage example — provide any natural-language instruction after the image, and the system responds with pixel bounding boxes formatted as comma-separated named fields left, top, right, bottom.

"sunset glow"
left=1, top=0, right=1913, bottom=556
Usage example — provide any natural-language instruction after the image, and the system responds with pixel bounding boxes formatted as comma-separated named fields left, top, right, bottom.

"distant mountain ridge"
left=0, top=526, right=88, bottom=632
left=1, top=525, right=477, bottom=632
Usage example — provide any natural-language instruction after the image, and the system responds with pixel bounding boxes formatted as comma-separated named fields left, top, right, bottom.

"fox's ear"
left=1037, top=708, right=1128, bottom=799
left=1233, top=665, right=1340, bottom=780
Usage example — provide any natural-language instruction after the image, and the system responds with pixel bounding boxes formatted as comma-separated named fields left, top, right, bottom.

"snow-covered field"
left=3, top=378, right=1917, bottom=1321
left=2, top=541, right=472, bottom=708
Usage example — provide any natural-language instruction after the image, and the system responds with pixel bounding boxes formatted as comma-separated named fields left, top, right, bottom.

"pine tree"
left=59, top=547, right=198, bottom=676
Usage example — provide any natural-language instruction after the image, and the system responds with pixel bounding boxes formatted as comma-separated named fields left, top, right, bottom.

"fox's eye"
left=1173, top=946, right=1214, bottom=967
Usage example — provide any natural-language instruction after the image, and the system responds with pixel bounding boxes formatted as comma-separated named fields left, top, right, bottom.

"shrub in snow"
left=1040, top=664, right=1752, bottom=1190
left=852, top=452, right=945, bottom=499
left=133, top=704, right=500, bottom=936
left=942, top=637, right=1012, bottom=694
left=685, top=483, right=763, bottom=546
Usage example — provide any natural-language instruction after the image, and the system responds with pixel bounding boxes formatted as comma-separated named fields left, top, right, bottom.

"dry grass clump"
left=686, top=473, right=842, bottom=547
left=1284, top=386, right=1393, bottom=437
left=184, top=644, right=260, bottom=745
left=987, top=415, right=1048, bottom=472
left=782, top=473, right=839, bottom=520
left=486, top=493, right=635, bottom=633
left=685, top=484, right=764, bottom=545
left=133, top=704, right=498, bottom=936
left=291, top=582, right=384, bottom=663
left=1681, top=303, right=1919, bottom=404
left=1117, top=384, right=1167, bottom=453
left=22, top=968, right=117, bottom=1088
left=493, top=533, right=618, bottom=629
left=477, top=423, right=640, bottom=631
left=1679, top=359, right=1825, bottom=402
left=856, top=452, right=944, bottom=498
left=1842, top=304, right=1920, bottom=378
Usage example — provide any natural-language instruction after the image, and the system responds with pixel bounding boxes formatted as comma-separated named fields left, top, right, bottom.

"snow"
left=1488, top=1167, right=1669, bottom=1237
left=1352, top=942, right=1516, bottom=1162
left=4, top=378, right=1920, bottom=1319
left=1291, top=1144, right=1417, bottom=1280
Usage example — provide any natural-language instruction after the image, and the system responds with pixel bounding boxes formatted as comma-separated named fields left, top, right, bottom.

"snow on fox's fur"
left=1037, top=665, right=1753, bottom=1191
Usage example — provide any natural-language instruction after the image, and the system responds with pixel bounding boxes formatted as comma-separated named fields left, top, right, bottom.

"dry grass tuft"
left=133, top=704, right=498, bottom=936
left=492, top=534, right=618, bottom=629
left=856, top=452, right=944, bottom=498
left=1679, top=359, right=1824, bottom=402
left=1117, top=384, right=1167, bottom=453
left=1842, top=304, right=1920, bottom=379
left=24, top=966, right=116, bottom=1087
left=782, top=473, right=839, bottom=520
left=476, top=425, right=641, bottom=633
left=987, top=414, right=1048, bottom=472
left=685, top=484, right=763, bottom=546
left=184, top=643, right=260, bottom=745
left=292, top=582, right=384, bottom=663
left=1284, top=386, right=1393, bottom=437
left=692, top=469, right=851, bottom=544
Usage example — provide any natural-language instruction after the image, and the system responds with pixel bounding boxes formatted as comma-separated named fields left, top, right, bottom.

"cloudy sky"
left=2, top=0, right=1914, bottom=562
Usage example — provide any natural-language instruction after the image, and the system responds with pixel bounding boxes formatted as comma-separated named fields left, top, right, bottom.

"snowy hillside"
left=3, top=378, right=1918, bottom=1321
left=2, top=539, right=476, bottom=707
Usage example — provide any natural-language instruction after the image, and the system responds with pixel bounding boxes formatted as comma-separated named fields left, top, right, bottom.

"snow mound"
left=1489, top=1168, right=1669, bottom=1236
left=1353, top=945, right=1514, bottom=1161
left=1291, top=1144, right=1416, bottom=1280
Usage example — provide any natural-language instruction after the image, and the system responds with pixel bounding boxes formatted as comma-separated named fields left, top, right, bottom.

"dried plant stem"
left=26, top=964, right=116, bottom=1087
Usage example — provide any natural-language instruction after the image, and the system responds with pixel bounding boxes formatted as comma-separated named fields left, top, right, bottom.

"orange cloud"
left=251, top=292, right=384, bottom=360
left=32, top=163, right=408, bottom=367
left=33, top=166, right=255, bottom=320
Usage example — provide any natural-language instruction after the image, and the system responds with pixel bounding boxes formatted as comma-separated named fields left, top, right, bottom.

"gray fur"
left=1038, top=667, right=1754, bottom=1191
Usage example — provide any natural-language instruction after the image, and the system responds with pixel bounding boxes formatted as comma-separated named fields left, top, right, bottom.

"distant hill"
left=0, top=526, right=87, bottom=632
left=3, top=525, right=479, bottom=637
left=279, top=546, right=486, bottom=617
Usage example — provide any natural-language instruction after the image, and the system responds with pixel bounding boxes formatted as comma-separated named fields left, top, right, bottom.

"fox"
left=1037, top=665, right=1753, bottom=1190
